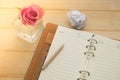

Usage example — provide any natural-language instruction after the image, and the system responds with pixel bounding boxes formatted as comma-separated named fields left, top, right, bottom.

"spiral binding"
left=77, top=34, right=97, bottom=80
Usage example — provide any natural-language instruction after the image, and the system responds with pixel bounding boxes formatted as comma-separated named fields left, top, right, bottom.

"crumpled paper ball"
left=67, top=10, right=87, bottom=29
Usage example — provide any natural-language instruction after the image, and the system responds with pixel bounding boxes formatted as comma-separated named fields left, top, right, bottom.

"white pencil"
left=42, top=44, right=64, bottom=70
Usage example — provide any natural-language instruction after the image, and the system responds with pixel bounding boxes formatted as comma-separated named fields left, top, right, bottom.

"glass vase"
left=14, top=19, right=44, bottom=43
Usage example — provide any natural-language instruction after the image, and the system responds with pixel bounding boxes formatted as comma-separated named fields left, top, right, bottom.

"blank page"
left=39, top=26, right=120, bottom=80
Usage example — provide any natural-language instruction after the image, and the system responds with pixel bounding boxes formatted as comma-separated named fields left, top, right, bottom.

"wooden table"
left=0, top=0, right=120, bottom=80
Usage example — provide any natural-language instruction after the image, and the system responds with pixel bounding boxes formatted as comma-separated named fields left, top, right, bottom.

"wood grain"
left=0, top=0, right=120, bottom=10
left=0, top=51, right=34, bottom=77
left=44, top=10, right=120, bottom=30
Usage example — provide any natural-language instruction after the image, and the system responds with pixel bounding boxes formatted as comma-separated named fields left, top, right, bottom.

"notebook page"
left=75, top=28, right=120, bottom=79
left=39, top=26, right=89, bottom=80
left=39, top=26, right=120, bottom=80
left=88, top=43, right=120, bottom=80
left=74, top=30, right=120, bottom=49
left=78, top=33, right=120, bottom=80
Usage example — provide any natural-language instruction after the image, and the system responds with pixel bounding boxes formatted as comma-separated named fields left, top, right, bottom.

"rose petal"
left=31, top=4, right=44, bottom=19
left=24, top=13, right=37, bottom=26
left=20, top=4, right=44, bottom=26
left=26, top=8, right=39, bottom=19
left=22, top=12, right=28, bottom=25
left=20, top=8, right=34, bottom=25
left=25, top=18, right=37, bottom=26
left=20, top=8, right=29, bottom=25
left=31, top=6, right=40, bottom=19
left=25, top=9, right=38, bottom=25
left=38, top=8, right=44, bottom=19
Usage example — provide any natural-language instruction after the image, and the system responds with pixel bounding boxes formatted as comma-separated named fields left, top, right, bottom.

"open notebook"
left=38, top=26, right=120, bottom=80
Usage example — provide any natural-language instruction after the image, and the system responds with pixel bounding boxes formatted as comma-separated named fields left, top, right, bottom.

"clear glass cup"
left=14, top=19, right=44, bottom=43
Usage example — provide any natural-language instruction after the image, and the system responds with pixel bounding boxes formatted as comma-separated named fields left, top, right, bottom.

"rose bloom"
left=20, top=4, right=44, bottom=26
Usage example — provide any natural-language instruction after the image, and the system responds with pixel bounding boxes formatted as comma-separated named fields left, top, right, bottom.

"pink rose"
left=20, top=4, right=44, bottom=26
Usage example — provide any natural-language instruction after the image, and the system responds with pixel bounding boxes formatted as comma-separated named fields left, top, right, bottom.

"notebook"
left=38, top=25, right=120, bottom=80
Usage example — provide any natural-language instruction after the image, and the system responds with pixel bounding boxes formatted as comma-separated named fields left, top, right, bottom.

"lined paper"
left=88, top=43, right=120, bottom=80
left=39, top=26, right=120, bottom=80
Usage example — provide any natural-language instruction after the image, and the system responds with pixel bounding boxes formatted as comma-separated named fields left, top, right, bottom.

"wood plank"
left=0, top=9, right=18, bottom=28
left=44, top=10, right=120, bottom=30
left=0, top=9, right=120, bottom=31
left=0, top=29, right=38, bottom=51
left=0, top=0, right=40, bottom=8
left=0, top=78, right=23, bottom=80
left=0, top=51, right=34, bottom=78
left=39, top=0, right=120, bottom=10
left=0, top=0, right=120, bottom=10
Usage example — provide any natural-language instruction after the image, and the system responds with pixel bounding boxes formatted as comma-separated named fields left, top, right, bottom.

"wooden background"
left=0, top=0, right=120, bottom=80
